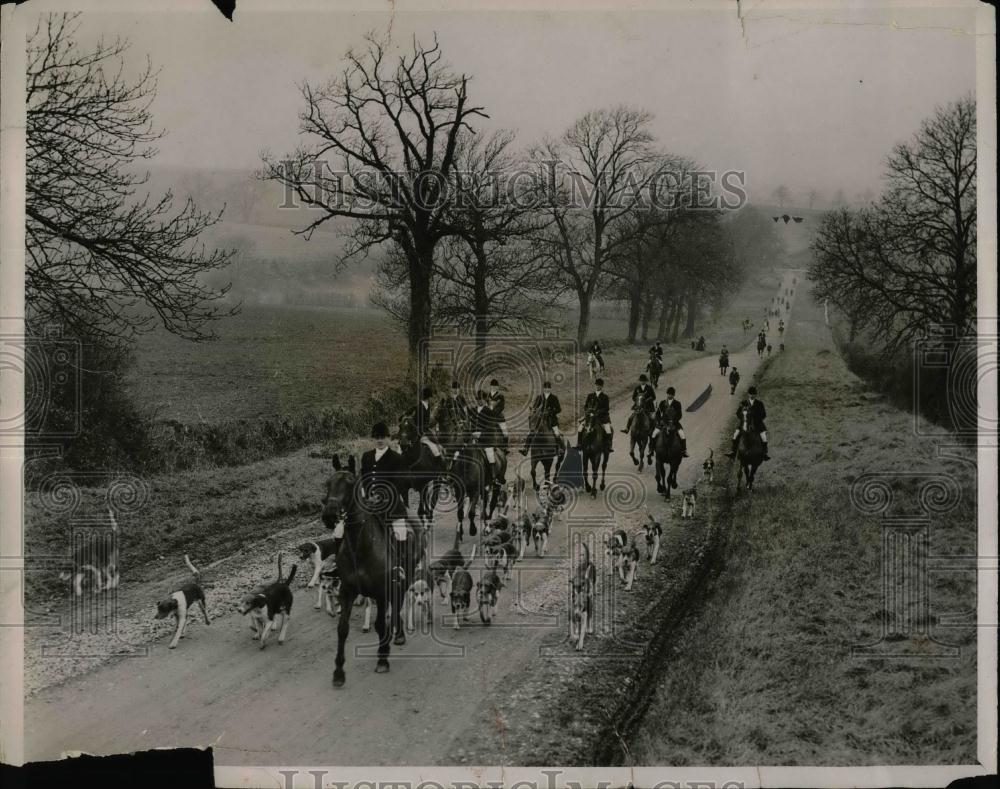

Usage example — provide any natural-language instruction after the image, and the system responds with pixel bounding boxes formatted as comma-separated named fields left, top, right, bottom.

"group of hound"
left=86, top=449, right=717, bottom=653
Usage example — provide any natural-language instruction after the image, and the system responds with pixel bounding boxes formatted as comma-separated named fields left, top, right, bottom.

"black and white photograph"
left=0, top=1, right=995, bottom=787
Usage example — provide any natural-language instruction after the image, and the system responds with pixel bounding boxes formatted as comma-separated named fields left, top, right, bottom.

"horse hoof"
left=333, top=672, right=345, bottom=688
left=394, top=633, right=406, bottom=646
left=600, top=482, right=606, bottom=490
left=375, top=661, right=390, bottom=674
left=469, top=524, right=477, bottom=537
left=631, top=457, right=638, bottom=466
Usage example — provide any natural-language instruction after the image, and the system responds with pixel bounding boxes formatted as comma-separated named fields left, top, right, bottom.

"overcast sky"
left=43, top=1, right=981, bottom=205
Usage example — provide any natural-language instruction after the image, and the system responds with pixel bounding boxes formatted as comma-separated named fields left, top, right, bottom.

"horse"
left=578, top=411, right=610, bottom=498
left=646, top=355, right=663, bottom=388
left=526, top=408, right=565, bottom=491
left=756, top=336, right=766, bottom=357
left=395, top=414, right=444, bottom=527
left=321, top=455, right=425, bottom=688
left=477, top=440, right=507, bottom=520
left=586, top=352, right=604, bottom=381
left=433, top=403, right=486, bottom=541
left=651, top=419, right=684, bottom=498
left=735, top=411, right=765, bottom=494
left=627, top=406, right=653, bottom=471
left=719, top=353, right=729, bottom=376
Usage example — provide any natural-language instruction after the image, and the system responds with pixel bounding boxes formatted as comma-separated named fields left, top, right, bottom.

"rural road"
left=25, top=272, right=800, bottom=765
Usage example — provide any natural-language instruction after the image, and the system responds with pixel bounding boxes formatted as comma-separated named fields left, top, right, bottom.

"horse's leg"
left=392, top=574, right=406, bottom=646
left=637, top=439, right=646, bottom=471
left=373, top=592, right=390, bottom=673
left=530, top=458, right=539, bottom=491
left=629, top=436, right=637, bottom=466
left=600, top=452, right=609, bottom=490
left=333, top=586, right=355, bottom=687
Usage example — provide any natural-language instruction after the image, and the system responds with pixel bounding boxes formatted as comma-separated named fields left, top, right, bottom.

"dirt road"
left=25, top=272, right=799, bottom=765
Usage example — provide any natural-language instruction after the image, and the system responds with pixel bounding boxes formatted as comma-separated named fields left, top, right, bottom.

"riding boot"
left=762, top=441, right=770, bottom=461
left=725, top=437, right=739, bottom=458
left=680, top=438, right=689, bottom=457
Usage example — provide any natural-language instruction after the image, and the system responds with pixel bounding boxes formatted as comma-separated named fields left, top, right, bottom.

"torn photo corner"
left=0, top=0, right=995, bottom=787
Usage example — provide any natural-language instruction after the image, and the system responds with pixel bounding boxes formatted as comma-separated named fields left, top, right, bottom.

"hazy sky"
left=38, top=1, right=981, bottom=204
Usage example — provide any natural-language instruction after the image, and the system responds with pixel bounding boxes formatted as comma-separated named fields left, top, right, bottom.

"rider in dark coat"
left=728, top=367, right=740, bottom=394
left=471, top=390, right=504, bottom=485
left=577, top=377, right=613, bottom=453
left=520, top=381, right=561, bottom=454
left=407, top=385, right=446, bottom=459
left=622, top=374, right=656, bottom=433
left=589, top=341, right=605, bottom=370
left=360, top=421, right=409, bottom=527
left=487, top=379, right=508, bottom=448
left=652, top=386, right=688, bottom=456
left=725, top=385, right=769, bottom=460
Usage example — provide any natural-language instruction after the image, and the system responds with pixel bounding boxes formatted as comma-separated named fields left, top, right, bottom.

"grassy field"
left=631, top=287, right=977, bottom=764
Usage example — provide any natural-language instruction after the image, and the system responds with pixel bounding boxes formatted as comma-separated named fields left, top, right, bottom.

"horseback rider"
left=471, top=389, right=505, bottom=485
left=725, top=385, right=770, bottom=461
left=648, top=341, right=663, bottom=360
left=651, top=386, right=688, bottom=457
left=577, top=377, right=613, bottom=453
left=622, top=373, right=656, bottom=433
left=487, top=378, right=508, bottom=448
left=589, top=341, right=605, bottom=370
left=646, top=349, right=662, bottom=379
left=409, top=386, right=447, bottom=459
left=436, top=380, right=470, bottom=464
left=696, top=335, right=706, bottom=351
left=360, top=421, right=410, bottom=541
left=728, top=366, right=740, bottom=394
left=519, top=381, right=562, bottom=454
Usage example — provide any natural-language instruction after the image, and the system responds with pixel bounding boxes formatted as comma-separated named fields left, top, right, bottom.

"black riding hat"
left=666, top=387, right=676, bottom=395
left=543, top=381, right=552, bottom=388
left=639, top=374, right=648, bottom=382
left=420, top=386, right=433, bottom=399
left=489, top=379, right=499, bottom=386
left=748, top=386, right=758, bottom=395
left=371, top=421, right=390, bottom=438
left=451, top=381, right=460, bottom=389
left=595, top=378, right=604, bottom=386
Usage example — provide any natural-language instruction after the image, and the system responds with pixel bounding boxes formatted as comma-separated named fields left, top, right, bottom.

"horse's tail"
left=286, top=564, right=298, bottom=585
left=277, top=552, right=284, bottom=582
left=183, top=554, right=201, bottom=582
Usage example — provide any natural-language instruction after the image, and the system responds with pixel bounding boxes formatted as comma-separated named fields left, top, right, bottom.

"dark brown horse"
left=735, top=410, right=764, bottom=494
left=321, top=455, right=424, bottom=688
left=526, top=408, right=565, bottom=491
left=433, top=402, right=486, bottom=541
left=579, top=411, right=610, bottom=498
left=651, top=419, right=683, bottom=498
left=628, top=406, right=653, bottom=471
left=395, top=414, right=444, bottom=527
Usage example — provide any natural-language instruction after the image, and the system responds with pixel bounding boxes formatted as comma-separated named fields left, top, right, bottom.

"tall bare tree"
left=811, top=96, right=976, bottom=351
left=26, top=13, right=235, bottom=343
left=260, top=32, right=487, bottom=376
left=530, top=106, right=665, bottom=346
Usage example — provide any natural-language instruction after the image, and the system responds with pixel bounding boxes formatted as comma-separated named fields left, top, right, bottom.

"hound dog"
left=702, top=449, right=715, bottom=484
left=476, top=569, right=505, bottom=624
left=239, top=555, right=297, bottom=649
left=155, top=555, right=210, bottom=649
left=681, top=487, right=698, bottom=518
left=569, top=541, right=597, bottom=651
left=604, top=529, right=629, bottom=572
left=429, top=544, right=476, bottom=599
left=448, top=547, right=479, bottom=630
left=484, top=527, right=518, bottom=580
left=642, top=514, right=663, bottom=565
left=296, top=536, right=339, bottom=592
left=405, top=566, right=435, bottom=632
left=317, top=555, right=340, bottom=617
left=60, top=507, right=119, bottom=596
left=531, top=507, right=554, bottom=558
left=620, top=538, right=641, bottom=591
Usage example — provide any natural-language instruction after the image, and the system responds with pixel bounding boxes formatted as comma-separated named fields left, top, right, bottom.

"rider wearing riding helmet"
left=410, top=385, right=446, bottom=458
left=651, top=386, right=688, bottom=457
left=487, top=379, right=508, bottom=447
left=578, top=377, right=613, bottom=453
left=725, top=385, right=769, bottom=460
left=520, top=381, right=562, bottom=454
left=589, top=341, right=605, bottom=370
left=622, top=373, right=656, bottom=433
left=471, top=390, right=504, bottom=485
left=436, top=381, right=470, bottom=464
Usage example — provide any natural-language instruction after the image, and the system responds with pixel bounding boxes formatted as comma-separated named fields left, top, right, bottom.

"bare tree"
left=771, top=184, right=791, bottom=209
left=260, top=32, right=487, bottom=376
left=25, top=13, right=236, bottom=343
left=811, top=96, right=976, bottom=351
left=530, top=106, right=665, bottom=346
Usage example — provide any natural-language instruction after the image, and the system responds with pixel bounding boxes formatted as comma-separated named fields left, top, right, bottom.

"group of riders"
left=354, top=339, right=772, bottom=532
